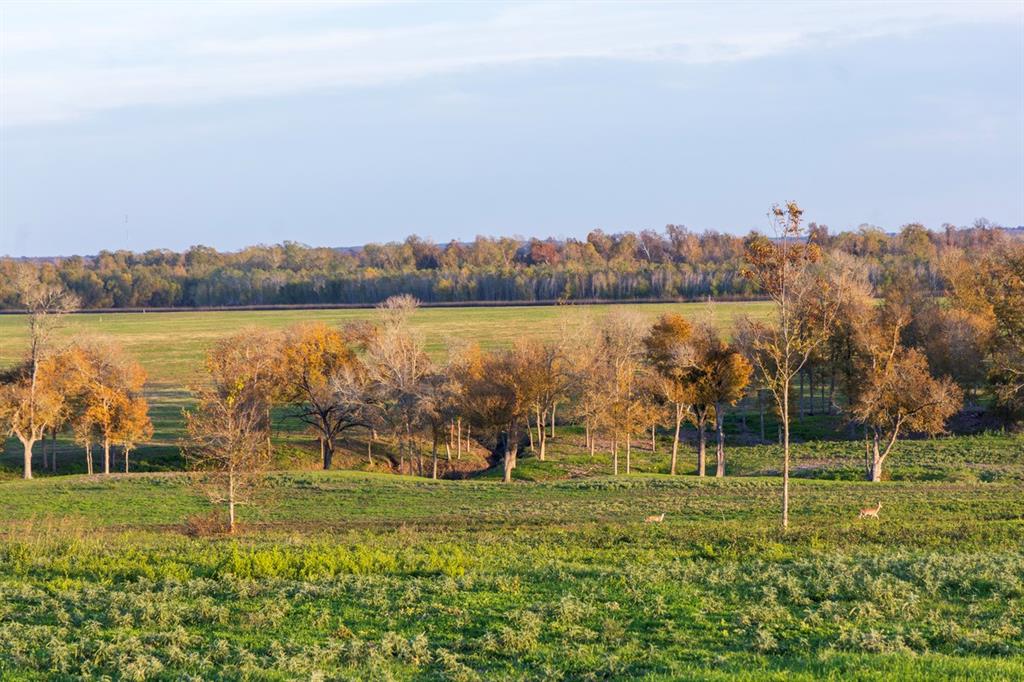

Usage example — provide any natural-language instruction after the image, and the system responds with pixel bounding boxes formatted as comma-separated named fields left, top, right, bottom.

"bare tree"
left=183, top=334, right=279, bottom=533
left=740, top=202, right=845, bottom=527
left=183, top=386, right=269, bottom=533
left=592, top=311, right=654, bottom=475
left=364, top=295, right=434, bottom=475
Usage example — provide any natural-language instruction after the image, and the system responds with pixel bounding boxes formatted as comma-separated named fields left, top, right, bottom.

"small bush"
left=183, top=511, right=228, bottom=537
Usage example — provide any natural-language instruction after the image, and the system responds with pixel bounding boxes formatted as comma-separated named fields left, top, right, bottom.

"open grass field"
left=1, top=468, right=1023, bottom=679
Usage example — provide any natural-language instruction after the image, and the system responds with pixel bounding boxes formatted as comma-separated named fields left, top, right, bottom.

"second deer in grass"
left=858, top=501, right=883, bottom=519
left=644, top=513, right=666, bottom=523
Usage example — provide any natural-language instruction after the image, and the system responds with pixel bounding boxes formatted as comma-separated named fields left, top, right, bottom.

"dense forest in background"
left=1, top=221, right=1018, bottom=309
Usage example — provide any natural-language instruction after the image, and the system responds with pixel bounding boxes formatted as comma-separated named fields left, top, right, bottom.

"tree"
left=117, top=396, right=154, bottom=473
left=691, top=323, right=751, bottom=477
left=73, top=339, right=150, bottom=475
left=511, top=338, right=568, bottom=462
left=0, top=270, right=78, bottom=478
left=644, top=313, right=696, bottom=475
left=417, top=369, right=458, bottom=479
left=851, top=342, right=962, bottom=482
left=183, top=385, right=269, bottom=534
left=0, top=357, right=66, bottom=479
left=278, top=323, right=366, bottom=469
left=457, top=344, right=526, bottom=483
left=363, top=295, right=434, bottom=475
left=206, top=328, right=282, bottom=455
left=984, top=245, right=1024, bottom=421
left=741, top=202, right=845, bottom=527
left=592, top=311, right=653, bottom=475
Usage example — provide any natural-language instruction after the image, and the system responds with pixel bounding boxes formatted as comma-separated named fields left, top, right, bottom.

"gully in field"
left=858, top=501, right=883, bottom=519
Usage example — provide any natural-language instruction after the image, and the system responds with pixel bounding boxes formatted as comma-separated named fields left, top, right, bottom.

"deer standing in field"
left=644, top=513, right=666, bottom=523
left=858, top=501, right=882, bottom=519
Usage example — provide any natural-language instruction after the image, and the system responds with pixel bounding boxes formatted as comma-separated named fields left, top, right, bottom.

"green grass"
left=1, top=470, right=1022, bottom=679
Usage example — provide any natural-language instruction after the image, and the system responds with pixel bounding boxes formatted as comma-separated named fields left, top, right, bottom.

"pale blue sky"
left=1, top=1, right=1021, bottom=256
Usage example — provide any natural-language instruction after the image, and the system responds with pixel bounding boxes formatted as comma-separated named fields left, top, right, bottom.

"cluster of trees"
left=2, top=221, right=1018, bottom=308
left=0, top=271, right=152, bottom=479
left=3, top=203, right=1022, bottom=530
left=181, top=204, right=1022, bottom=529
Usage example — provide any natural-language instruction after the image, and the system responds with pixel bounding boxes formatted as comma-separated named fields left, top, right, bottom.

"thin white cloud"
left=1, top=0, right=1019, bottom=126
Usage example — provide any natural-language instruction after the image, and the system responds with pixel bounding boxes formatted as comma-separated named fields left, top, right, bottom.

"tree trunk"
left=697, top=424, right=706, bottom=477
left=432, top=433, right=439, bottom=480
left=104, top=438, right=111, bottom=475
left=715, top=409, right=726, bottom=477
left=537, top=407, right=546, bottom=461
left=456, top=417, right=462, bottom=460
left=625, top=434, right=631, bottom=474
left=782, top=390, right=790, bottom=529
left=651, top=425, right=656, bottom=453
left=367, top=434, right=373, bottom=465
left=502, top=430, right=517, bottom=484
left=85, top=442, right=93, bottom=475
left=124, top=447, right=131, bottom=473
left=798, top=370, right=805, bottom=420
left=759, top=391, right=766, bottom=443
left=323, top=437, right=334, bottom=470
left=228, top=469, right=236, bottom=534
left=671, top=406, right=682, bottom=476
left=612, top=437, right=619, bottom=476
left=22, top=438, right=34, bottom=480
left=829, top=369, right=837, bottom=415
left=869, top=434, right=883, bottom=482
left=550, top=403, right=556, bottom=438
left=527, top=418, right=535, bottom=451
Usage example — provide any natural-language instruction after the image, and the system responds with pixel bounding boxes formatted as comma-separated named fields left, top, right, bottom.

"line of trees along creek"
left=1, top=219, right=1018, bottom=309
left=3, top=203, right=1023, bottom=530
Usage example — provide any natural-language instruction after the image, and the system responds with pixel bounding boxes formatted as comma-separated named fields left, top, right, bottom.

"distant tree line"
left=1, top=221, right=1016, bottom=309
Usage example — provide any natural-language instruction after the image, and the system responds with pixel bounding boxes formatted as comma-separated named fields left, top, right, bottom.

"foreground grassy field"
left=1, top=468, right=1022, bottom=680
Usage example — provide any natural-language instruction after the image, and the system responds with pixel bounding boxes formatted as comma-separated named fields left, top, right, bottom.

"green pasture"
left=1, top=471, right=1022, bottom=679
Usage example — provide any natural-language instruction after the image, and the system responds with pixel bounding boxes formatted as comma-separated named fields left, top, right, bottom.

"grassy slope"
left=1, top=470, right=1022, bottom=679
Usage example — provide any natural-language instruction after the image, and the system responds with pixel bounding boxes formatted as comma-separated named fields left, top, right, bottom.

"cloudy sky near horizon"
left=1, top=1, right=1022, bottom=256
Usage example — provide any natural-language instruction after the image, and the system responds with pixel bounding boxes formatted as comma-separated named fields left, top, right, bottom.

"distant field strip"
left=0, top=301, right=772, bottom=389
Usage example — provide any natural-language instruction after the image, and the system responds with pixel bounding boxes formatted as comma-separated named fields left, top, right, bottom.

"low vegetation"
left=1, top=470, right=1022, bottom=679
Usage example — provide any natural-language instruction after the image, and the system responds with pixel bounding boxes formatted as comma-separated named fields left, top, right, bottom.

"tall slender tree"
left=740, top=202, right=845, bottom=527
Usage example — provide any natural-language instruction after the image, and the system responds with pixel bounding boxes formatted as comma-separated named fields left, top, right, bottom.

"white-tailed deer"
left=858, top=501, right=882, bottom=519
left=644, top=513, right=666, bottom=523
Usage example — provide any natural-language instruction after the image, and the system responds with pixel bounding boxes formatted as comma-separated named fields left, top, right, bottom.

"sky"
left=1, top=1, right=1022, bottom=257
